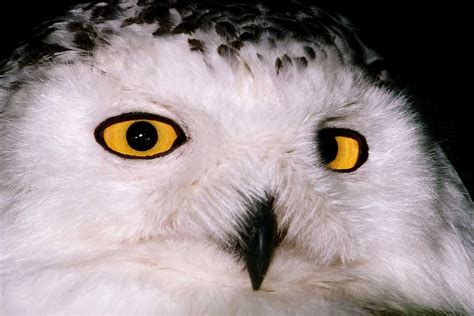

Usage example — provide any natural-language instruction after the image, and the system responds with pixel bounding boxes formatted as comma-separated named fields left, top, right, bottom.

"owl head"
left=1, top=0, right=472, bottom=314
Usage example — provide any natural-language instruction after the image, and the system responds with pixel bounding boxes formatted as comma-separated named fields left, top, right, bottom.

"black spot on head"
left=43, top=43, right=70, bottom=56
left=240, top=25, right=262, bottom=42
left=263, top=26, right=287, bottom=41
left=67, top=22, right=98, bottom=51
left=123, top=3, right=175, bottom=29
left=67, top=21, right=85, bottom=33
left=188, top=38, right=206, bottom=52
left=275, top=57, right=283, bottom=75
left=239, top=32, right=257, bottom=42
left=366, top=59, right=398, bottom=85
left=215, top=21, right=237, bottom=40
left=90, top=3, right=118, bottom=22
left=229, top=40, right=244, bottom=50
left=281, top=54, right=292, bottom=66
left=217, top=44, right=239, bottom=62
left=121, top=17, right=138, bottom=27
left=140, top=6, right=166, bottom=24
left=304, top=46, right=316, bottom=60
left=73, top=33, right=96, bottom=51
left=170, top=21, right=196, bottom=35
left=275, top=54, right=294, bottom=75
left=294, top=56, right=308, bottom=69
left=267, top=38, right=277, bottom=48
left=243, top=61, right=252, bottom=74
left=190, top=10, right=220, bottom=33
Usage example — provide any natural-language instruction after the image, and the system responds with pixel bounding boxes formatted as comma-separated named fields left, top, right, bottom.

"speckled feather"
left=0, top=0, right=387, bottom=95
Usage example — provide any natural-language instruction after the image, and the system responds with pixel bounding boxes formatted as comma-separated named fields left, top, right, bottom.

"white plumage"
left=0, top=0, right=472, bottom=314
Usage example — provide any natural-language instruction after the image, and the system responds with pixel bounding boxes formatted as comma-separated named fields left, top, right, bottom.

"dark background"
left=0, top=1, right=471, bottom=197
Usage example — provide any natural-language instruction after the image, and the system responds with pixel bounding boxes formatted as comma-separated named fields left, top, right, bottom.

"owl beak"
left=240, top=196, right=278, bottom=291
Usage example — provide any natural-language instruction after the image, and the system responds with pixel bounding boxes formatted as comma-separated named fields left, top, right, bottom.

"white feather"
left=1, top=1, right=472, bottom=314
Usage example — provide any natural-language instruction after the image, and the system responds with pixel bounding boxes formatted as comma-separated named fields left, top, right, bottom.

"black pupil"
left=317, top=130, right=338, bottom=164
left=126, top=121, right=158, bottom=151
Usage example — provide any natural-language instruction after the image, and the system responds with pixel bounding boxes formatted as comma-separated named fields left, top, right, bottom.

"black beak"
left=234, top=195, right=279, bottom=291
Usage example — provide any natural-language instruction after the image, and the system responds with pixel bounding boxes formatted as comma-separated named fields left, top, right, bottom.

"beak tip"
left=249, top=269, right=265, bottom=291
left=252, top=281, right=262, bottom=291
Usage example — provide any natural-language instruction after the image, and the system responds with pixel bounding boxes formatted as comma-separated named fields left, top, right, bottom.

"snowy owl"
left=0, top=0, right=472, bottom=314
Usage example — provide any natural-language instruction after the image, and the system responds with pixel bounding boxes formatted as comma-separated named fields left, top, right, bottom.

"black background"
left=0, top=1, right=471, bottom=197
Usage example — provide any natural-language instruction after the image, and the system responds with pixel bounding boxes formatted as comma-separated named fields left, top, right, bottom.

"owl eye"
left=317, top=128, right=368, bottom=172
left=94, top=113, right=186, bottom=159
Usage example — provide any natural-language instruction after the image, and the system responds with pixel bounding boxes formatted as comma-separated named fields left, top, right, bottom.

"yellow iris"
left=327, top=136, right=360, bottom=171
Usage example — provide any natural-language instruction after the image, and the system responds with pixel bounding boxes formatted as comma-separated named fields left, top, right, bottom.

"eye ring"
left=317, top=128, right=368, bottom=172
left=94, top=112, right=187, bottom=159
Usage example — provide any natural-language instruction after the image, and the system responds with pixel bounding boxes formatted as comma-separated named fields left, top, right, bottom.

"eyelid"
left=318, top=128, right=369, bottom=172
left=94, top=112, right=187, bottom=159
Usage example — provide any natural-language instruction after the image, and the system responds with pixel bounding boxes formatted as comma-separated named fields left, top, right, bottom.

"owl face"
left=1, top=1, right=472, bottom=314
